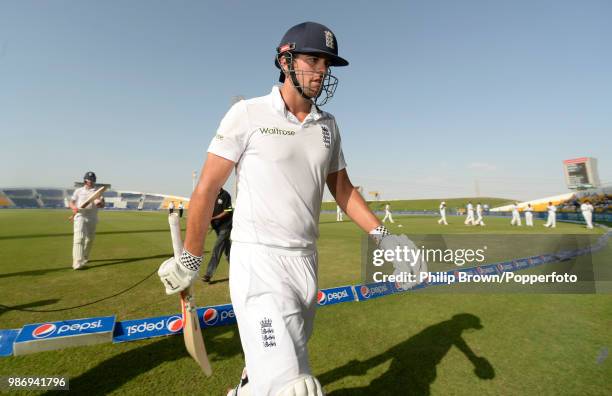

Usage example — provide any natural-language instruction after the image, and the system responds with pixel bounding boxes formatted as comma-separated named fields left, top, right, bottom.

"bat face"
left=80, top=186, right=107, bottom=209
left=168, top=214, right=212, bottom=376
left=181, top=287, right=212, bottom=376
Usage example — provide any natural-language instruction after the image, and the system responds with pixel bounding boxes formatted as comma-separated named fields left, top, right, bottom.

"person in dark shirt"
left=202, top=188, right=233, bottom=282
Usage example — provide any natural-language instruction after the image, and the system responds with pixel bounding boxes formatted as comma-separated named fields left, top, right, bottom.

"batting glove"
left=379, top=233, right=429, bottom=290
left=158, top=250, right=202, bottom=295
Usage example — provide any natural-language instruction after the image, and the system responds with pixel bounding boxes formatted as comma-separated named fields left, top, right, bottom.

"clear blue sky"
left=1, top=0, right=610, bottom=201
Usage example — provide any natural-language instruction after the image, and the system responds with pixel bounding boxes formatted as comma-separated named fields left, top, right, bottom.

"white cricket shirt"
left=208, top=86, right=346, bottom=251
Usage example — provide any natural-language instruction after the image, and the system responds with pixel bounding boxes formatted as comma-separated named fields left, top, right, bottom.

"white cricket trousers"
left=544, top=212, right=556, bottom=228
left=383, top=211, right=394, bottom=223
left=73, top=213, right=97, bottom=268
left=475, top=213, right=485, bottom=226
left=230, top=242, right=318, bottom=396
left=582, top=211, right=593, bottom=229
left=511, top=213, right=522, bottom=226
left=525, top=212, right=533, bottom=226
left=438, top=212, right=448, bottom=225
left=464, top=211, right=475, bottom=225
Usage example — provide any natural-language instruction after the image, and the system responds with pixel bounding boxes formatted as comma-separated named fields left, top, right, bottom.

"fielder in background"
left=510, top=202, right=522, bottom=226
left=580, top=200, right=594, bottom=229
left=157, top=21, right=427, bottom=396
left=382, top=203, right=394, bottom=223
left=69, top=171, right=104, bottom=270
left=524, top=203, right=534, bottom=226
left=179, top=201, right=185, bottom=218
left=544, top=201, right=557, bottom=228
left=168, top=201, right=175, bottom=215
left=202, top=188, right=233, bottom=283
left=336, top=204, right=343, bottom=221
left=475, top=202, right=485, bottom=226
left=464, top=201, right=475, bottom=225
left=438, top=201, right=448, bottom=225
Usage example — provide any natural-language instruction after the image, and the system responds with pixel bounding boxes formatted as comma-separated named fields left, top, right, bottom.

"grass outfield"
left=321, top=197, right=514, bottom=212
left=0, top=210, right=610, bottom=395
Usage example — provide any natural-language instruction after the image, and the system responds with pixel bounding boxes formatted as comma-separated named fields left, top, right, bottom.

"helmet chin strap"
left=283, top=53, right=322, bottom=103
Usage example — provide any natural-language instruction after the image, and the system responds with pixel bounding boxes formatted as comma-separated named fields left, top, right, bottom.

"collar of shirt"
left=270, top=85, right=322, bottom=125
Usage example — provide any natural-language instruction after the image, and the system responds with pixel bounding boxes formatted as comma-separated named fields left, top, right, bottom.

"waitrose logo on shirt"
left=259, top=127, right=296, bottom=136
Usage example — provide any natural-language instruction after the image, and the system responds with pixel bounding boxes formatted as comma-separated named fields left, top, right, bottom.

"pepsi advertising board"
left=13, top=316, right=115, bottom=355
left=317, top=286, right=356, bottom=306
left=198, top=304, right=237, bottom=328
left=113, top=314, right=185, bottom=343
left=354, top=282, right=395, bottom=301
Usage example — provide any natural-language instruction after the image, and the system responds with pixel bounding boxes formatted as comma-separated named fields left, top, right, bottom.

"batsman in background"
left=158, top=21, right=427, bottom=396
left=70, top=171, right=104, bottom=270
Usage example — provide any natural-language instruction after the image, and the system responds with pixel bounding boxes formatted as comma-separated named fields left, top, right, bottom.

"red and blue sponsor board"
left=354, top=282, right=395, bottom=301
left=16, top=316, right=115, bottom=343
left=496, top=261, right=515, bottom=273
left=0, top=329, right=20, bottom=357
left=513, top=258, right=531, bottom=271
left=113, top=314, right=184, bottom=343
left=476, top=264, right=500, bottom=276
left=198, top=304, right=236, bottom=328
left=317, top=286, right=356, bottom=306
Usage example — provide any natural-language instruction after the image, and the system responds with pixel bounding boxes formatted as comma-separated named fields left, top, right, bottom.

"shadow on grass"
left=0, top=299, right=60, bottom=317
left=0, top=254, right=171, bottom=279
left=0, top=229, right=173, bottom=241
left=208, top=277, right=229, bottom=285
left=43, top=325, right=242, bottom=395
left=320, top=313, right=495, bottom=396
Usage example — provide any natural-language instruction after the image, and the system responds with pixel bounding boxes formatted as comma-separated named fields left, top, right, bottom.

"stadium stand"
left=3, top=189, right=34, bottom=197
left=1, top=187, right=188, bottom=211
left=36, top=189, right=64, bottom=198
left=0, top=192, right=13, bottom=207
left=142, top=202, right=162, bottom=210
left=121, top=193, right=143, bottom=200
left=9, top=198, right=40, bottom=208
left=41, top=198, right=66, bottom=208
left=103, top=190, right=119, bottom=198
left=125, top=201, right=140, bottom=210
left=491, top=186, right=611, bottom=214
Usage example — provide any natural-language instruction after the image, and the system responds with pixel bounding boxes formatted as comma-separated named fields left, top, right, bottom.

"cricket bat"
left=68, top=185, right=108, bottom=221
left=168, top=213, right=212, bottom=376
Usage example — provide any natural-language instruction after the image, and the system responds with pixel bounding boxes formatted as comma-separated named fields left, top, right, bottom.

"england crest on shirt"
left=321, top=125, right=331, bottom=149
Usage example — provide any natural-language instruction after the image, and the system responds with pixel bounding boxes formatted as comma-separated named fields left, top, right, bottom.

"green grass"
left=321, top=197, right=515, bottom=212
left=0, top=210, right=610, bottom=395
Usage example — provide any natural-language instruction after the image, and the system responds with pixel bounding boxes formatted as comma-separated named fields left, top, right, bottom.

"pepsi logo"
left=360, top=285, right=370, bottom=299
left=203, top=308, right=219, bottom=326
left=32, top=323, right=56, bottom=339
left=317, top=291, right=326, bottom=304
left=165, top=316, right=183, bottom=333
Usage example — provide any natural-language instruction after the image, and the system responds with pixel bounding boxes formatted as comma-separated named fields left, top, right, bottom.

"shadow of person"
left=43, top=325, right=243, bottom=395
left=320, top=313, right=494, bottom=396
left=0, top=253, right=175, bottom=279
left=0, top=299, right=60, bottom=317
